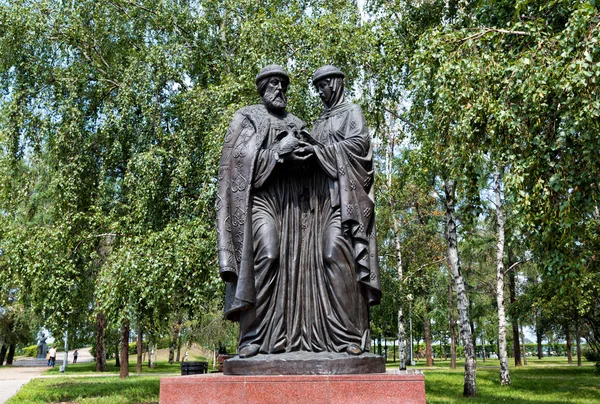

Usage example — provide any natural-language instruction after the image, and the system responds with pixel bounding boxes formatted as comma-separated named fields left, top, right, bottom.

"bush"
left=23, top=345, right=38, bottom=357
left=156, top=337, right=171, bottom=350
left=89, top=343, right=114, bottom=360
left=129, top=342, right=138, bottom=353
left=583, top=348, right=600, bottom=362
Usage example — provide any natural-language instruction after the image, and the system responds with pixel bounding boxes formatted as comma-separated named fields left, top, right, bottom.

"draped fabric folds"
left=217, top=102, right=380, bottom=354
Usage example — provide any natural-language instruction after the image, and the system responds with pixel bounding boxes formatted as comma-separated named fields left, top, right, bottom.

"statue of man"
left=217, top=64, right=380, bottom=360
left=217, top=65, right=308, bottom=358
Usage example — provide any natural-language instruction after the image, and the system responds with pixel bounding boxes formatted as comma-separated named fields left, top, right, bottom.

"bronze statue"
left=217, top=65, right=380, bottom=363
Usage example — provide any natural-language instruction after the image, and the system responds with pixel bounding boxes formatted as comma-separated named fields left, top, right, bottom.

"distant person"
left=184, top=350, right=189, bottom=362
left=73, top=349, right=78, bottom=364
left=46, top=351, right=51, bottom=367
left=48, top=346, right=57, bottom=367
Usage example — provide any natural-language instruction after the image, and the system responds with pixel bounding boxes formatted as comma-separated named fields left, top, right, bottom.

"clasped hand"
left=276, top=129, right=315, bottom=162
left=282, top=141, right=314, bottom=162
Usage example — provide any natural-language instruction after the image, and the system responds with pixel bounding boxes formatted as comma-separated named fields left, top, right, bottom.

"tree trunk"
left=384, top=338, right=388, bottom=361
left=469, top=299, right=477, bottom=351
left=482, top=332, right=486, bottom=362
left=96, top=311, right=107, bottom=372
left=508, top=267, right=522, bottom=367
left=424, top=304, right=433, bottom=367
left=449, top=276, right=457, bottom=369
left=176, top=335, right=182, bottom=362
left=6, top=344, right=15, bottom=365
left=387, top=135, right=406, bottom=370
left=0, top=344, right=7, bottom=365
left=392, top=215, right=406, bottom=370
left=443, top=338, right=447, bottom=360
left=137, top=327, right=143, bottom=373
left=520, top=323, right=528, bottom=366
left=565, top=325, right=572, bottom=364
left=536, top=331, right=543, bottom=360
left=120, top=320, right=129, bottom=379
left=148, top=342, right=154, bottom=368
left=169, top=319, right=182, bottom=364
left=575, top=319, right=582, bottom=367
left=115, top=342, right=120, bottom=367
left=444, top=179, right=477, bottom=397
left=493, top=170, right=511, bottom=386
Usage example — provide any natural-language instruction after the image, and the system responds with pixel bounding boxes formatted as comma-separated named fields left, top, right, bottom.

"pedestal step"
left=160, top=371, right=426, bottom=404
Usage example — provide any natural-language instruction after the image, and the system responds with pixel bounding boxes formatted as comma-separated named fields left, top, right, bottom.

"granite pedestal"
left=223, top=352, right=385, bottom=375
left=159, top=370, right=426, bottom=403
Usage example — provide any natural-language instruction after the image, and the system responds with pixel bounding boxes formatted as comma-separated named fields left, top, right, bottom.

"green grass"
left=7, top=376, right=161, bottom=404
left=45, top=359, right=186, bottom=375
left=384, top=357, right=599, bottom=403
left=424, top=366, right=600, bottom=403
left=9, top=357, right=599, bottom=403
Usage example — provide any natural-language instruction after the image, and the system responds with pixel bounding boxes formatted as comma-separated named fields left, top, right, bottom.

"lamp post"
left=408, top=294, right=414, bottom=366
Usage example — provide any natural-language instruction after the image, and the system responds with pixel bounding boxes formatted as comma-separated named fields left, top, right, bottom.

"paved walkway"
left=0, top=366, right=46, bottom=404
left=0, top=347, right=94, bottom=403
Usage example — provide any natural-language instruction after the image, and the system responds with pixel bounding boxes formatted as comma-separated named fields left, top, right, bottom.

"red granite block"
left=159, top=372, right=426, bottom=404
left=329, top=378, right=426, bottom=404
left=160, top=375, right=246, bottom=404
left=245, top=379, right=329, bottom=404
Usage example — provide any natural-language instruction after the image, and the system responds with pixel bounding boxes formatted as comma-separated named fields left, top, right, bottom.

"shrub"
left=90, top=343, right=114, bottom=360
left=23, top=345, right=38, bottom=357
left=583, top=348, right=600, bottom=362
left=128, top=342, right=138, bottom=353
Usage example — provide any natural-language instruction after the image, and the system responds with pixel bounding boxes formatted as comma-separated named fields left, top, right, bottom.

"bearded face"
left=260, top=76, right=288, bottom=112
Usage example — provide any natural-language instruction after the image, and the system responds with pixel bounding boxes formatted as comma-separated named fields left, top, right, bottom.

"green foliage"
left=1, top=0, right=600, bottom=375
left=22, top=345, right=38, bottom=357
left=583, top=348, right=600, bottom=363
left=0, top=0, right=374, bottom=348
left=370, top=0, right=600, bottom=361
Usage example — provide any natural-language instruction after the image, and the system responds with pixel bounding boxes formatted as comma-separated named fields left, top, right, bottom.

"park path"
left=0, top=366, right=46, bottom=404
left=0, top=347, right=93, bottom=403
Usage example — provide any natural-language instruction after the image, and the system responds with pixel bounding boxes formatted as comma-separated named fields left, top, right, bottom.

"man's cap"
left=312, top=65, right=345, bottom=85
left=256, top=65, right=289, bottom=84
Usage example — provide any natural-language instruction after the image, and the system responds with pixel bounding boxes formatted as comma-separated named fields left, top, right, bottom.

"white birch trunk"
left=393, top=217, right=406, bottom=370
left=493, top=170, right=511, bottom=386
left=444, top=179, right=477, bottom=396
left=387, top=134, right=406, bottom=370
left=449, top=276, right=457, bottom=369
left=482, top=331, right=486, bottom=362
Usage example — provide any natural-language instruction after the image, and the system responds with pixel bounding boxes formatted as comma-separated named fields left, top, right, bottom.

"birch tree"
left=444, top=179, right=477, bottom=395
left=493, top=169, right=510, bottom=385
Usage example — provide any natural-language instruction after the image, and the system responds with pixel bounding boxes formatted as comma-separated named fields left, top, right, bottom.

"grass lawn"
left=44, top=358, right=192, bottom=375
left=8, top=357, right=599, bottom=403
left=7, top=375, right=162, bottom=404
left=423, top=365, right=599, bottom=403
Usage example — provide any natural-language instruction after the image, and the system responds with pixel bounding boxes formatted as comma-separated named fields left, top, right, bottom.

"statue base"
left=224, top=352, right=385, bottom=375
left=159, top=370, right=425, bottom=403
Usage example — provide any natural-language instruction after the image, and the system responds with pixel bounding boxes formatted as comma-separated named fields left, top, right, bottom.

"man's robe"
left=217, top=104, right=305, bottom=321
